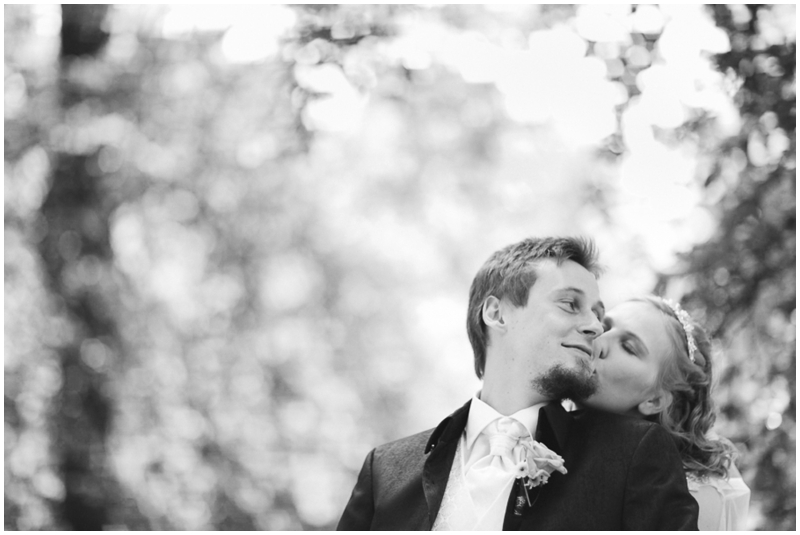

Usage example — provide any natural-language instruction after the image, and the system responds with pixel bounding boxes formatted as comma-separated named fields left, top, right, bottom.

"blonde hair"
left=633, top=296, right=737, bottom=479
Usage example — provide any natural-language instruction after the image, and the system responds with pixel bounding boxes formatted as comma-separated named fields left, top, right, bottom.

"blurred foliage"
left=658, top=5, right=796, bottom=530
left=4, top=4, right=794, bottom=531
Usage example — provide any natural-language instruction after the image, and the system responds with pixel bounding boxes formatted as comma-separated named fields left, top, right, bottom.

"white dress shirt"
left=463, top=394, right=543, bottom=472
left=432, top=394, right=546, bottom=531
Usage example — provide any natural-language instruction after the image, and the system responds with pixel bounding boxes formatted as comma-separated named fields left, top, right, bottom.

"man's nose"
left=581, top=313, right=604, bottom=340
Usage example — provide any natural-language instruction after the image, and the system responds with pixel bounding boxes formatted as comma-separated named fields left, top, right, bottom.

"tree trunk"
left=37, top=5, right=118, bottom=530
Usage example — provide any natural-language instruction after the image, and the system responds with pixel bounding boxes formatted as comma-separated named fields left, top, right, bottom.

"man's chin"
left=532, top=364, right=599, bottom=401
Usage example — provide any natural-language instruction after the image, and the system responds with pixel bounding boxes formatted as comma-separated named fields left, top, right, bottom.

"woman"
left=582, top=296, right=751, bottom=531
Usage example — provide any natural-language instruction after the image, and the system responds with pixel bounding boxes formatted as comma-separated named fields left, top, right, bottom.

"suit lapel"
left=536, top=401, right=572, bottom=452
left=422, top=400, right=471, bottom=528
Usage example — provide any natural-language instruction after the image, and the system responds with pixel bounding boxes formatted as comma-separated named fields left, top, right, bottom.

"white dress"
left=687, top=471, right=751, bottom=531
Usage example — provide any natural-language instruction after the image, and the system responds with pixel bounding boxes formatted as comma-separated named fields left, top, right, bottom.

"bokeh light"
left=5, top=4, right=795, bottom=531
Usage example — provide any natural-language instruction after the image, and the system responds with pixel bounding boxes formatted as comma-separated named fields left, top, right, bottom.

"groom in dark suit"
left=338, top=237, right=699, bottom=530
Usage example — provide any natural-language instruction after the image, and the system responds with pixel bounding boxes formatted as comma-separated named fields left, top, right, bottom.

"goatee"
left=532, top=363, right=598, bottom=401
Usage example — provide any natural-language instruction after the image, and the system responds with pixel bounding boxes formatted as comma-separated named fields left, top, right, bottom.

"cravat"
left=465, top=417, right=530, bottom=519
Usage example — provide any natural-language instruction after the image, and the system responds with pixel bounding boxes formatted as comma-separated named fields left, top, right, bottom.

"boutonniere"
left=512, top=440, right=567, bottom=511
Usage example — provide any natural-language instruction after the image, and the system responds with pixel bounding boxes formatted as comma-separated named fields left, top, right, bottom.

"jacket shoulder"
left=373, top=428, right=435, bottom=464
left=570, top=408, right=682, bottom=457
left=373, top=399, right=471, bottom=461
left=574, top=407, right=664, bottom=435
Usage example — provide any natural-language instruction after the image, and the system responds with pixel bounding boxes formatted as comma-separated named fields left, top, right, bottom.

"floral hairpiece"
left=661, top=298, right=698, bottom=364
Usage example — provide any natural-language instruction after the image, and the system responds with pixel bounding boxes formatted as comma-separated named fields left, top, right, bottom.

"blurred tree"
left=656, top=5, right=795, bottom=530
left=33, top=4, right=148, bottom=530
left=4, top=3, right=795, bottom=532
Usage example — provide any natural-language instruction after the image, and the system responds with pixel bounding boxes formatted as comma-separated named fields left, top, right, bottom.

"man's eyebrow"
left=556, top=287, right=586, bottom=296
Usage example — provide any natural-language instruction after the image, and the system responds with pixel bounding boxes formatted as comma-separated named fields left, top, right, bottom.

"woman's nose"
left=593, top=336, right=608, bottom=360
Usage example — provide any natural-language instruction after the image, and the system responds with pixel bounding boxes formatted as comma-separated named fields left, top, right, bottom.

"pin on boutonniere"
left=512, top=440, right=567, bottom=514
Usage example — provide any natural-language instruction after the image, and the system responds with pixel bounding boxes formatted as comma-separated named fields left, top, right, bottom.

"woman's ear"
left=637, top=390, right=674, bottom=416
left=482, top=296, right=506, bottom=331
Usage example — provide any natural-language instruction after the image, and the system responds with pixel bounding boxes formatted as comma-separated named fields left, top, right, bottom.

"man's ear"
left=482, top=296, right=507, bottom=332
left=637, top=390, right=674, bottom=416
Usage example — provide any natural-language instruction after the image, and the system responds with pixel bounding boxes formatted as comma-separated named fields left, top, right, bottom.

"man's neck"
left=479, top=378, right=550, bottom=416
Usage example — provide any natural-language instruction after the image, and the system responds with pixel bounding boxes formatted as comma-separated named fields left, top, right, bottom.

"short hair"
left=635, top=296, right=736, bottom=479
left=466, top=236, right=601, bottom=378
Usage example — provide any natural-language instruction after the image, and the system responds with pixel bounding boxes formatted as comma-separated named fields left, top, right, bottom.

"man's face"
left=498, top=259, right=604, bottom=400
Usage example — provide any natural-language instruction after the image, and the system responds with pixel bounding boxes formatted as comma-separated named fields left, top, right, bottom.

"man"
left=337, top=237, right=699, bottom=530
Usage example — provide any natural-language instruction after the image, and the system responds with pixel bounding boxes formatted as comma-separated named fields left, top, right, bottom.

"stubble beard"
left=531, top=360, right=598, bottom=402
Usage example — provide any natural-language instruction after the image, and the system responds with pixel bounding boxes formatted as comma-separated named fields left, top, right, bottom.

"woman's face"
left=583, top=301, right=673, bottom=416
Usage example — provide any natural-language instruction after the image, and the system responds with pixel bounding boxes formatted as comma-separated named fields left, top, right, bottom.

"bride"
left=579, top=296, right=751, bottom=531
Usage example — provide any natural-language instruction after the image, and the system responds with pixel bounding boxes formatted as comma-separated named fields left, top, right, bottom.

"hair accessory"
left=661, top=298, right=698, bottom=363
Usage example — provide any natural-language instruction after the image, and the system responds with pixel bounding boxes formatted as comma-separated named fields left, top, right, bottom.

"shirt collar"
left=465, top=392, right=545, bottom=451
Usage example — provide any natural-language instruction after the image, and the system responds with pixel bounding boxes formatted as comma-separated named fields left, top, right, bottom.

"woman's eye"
left=622, top=341, right=637, bottom=355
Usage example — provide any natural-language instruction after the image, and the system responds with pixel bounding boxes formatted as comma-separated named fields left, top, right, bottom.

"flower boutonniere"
left=513, top=440, right=567, bottom=509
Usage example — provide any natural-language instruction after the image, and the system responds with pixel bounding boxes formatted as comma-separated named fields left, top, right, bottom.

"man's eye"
left=561, top=299, right=578, bottom=312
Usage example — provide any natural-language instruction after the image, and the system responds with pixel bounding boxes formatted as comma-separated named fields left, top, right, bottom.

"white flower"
left=515, top=439, right=567, bottom=489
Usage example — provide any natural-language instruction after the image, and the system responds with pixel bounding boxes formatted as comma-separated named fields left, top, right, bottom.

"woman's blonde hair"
left=634, top=296, right=737, bottom=479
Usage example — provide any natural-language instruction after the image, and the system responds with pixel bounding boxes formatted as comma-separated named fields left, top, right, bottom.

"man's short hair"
left=466, top=236, right=601, bottom=378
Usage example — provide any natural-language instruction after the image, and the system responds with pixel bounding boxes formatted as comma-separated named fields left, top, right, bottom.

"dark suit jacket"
left=337, top=400, right=699, bottom=530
